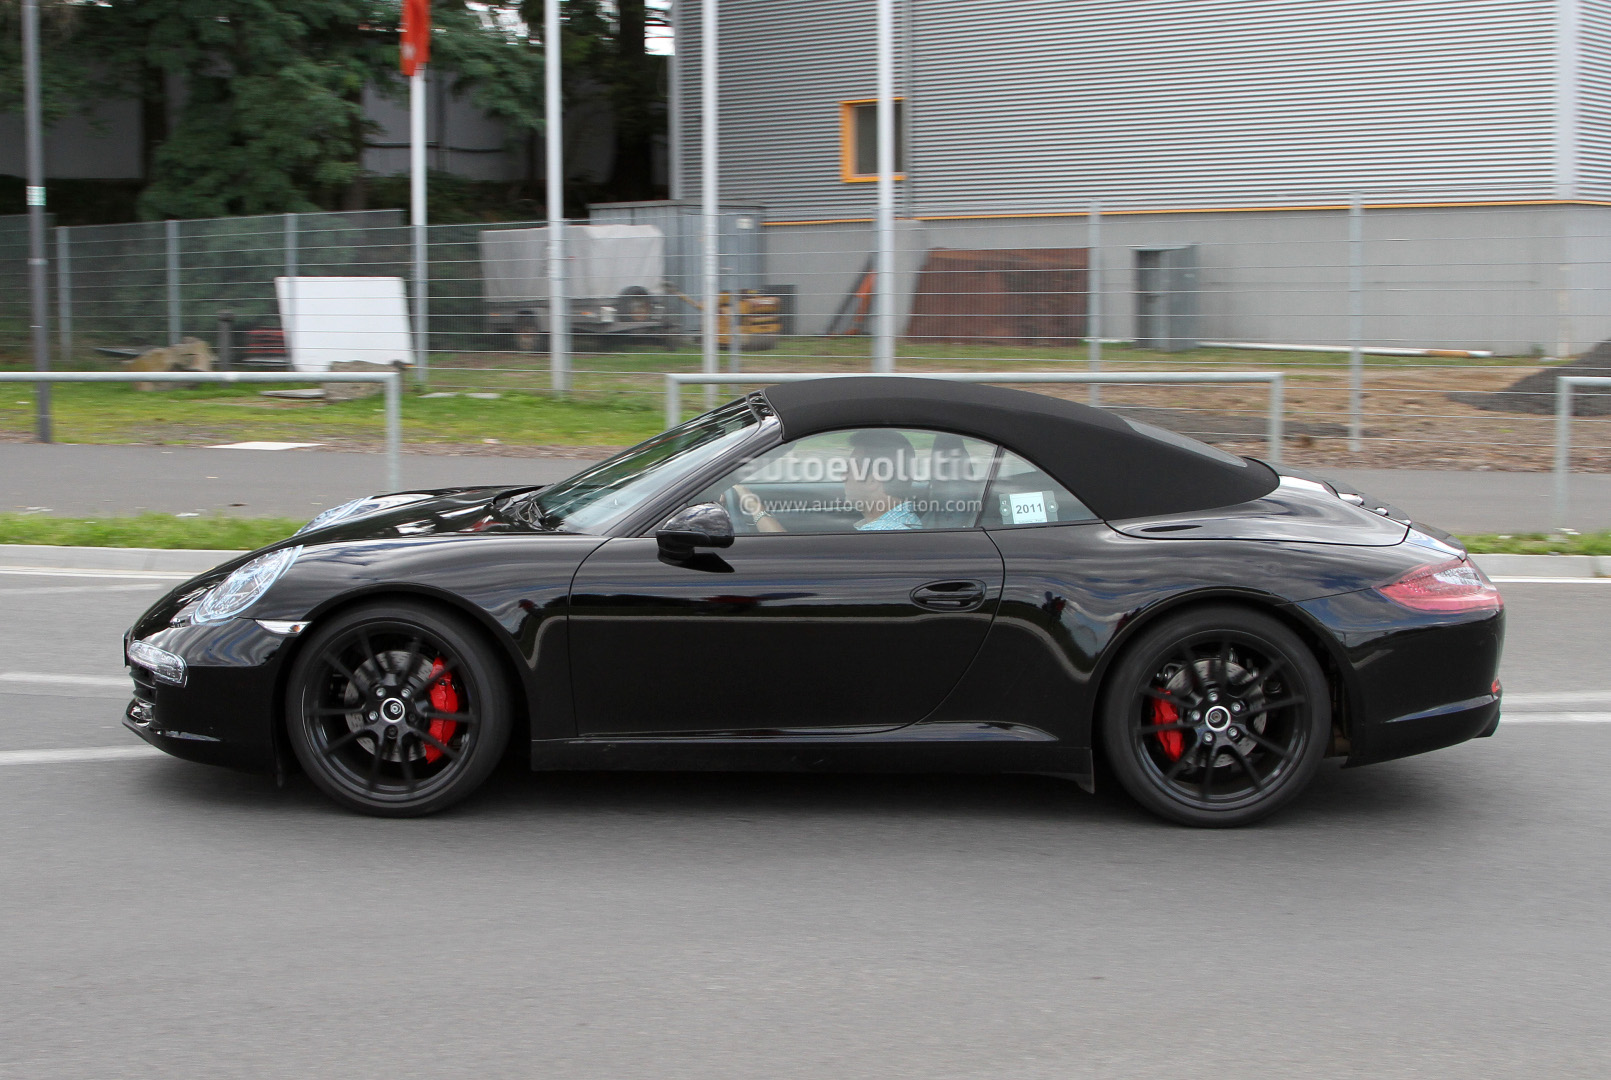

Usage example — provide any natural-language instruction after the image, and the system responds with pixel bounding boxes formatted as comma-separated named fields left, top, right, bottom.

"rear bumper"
left=1295, top=589, right=1504, bottom=768
left=1357, top=693, right=1502, bottom=765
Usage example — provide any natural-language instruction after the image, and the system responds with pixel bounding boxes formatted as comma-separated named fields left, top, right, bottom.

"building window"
left=840, top=98, right=906, bottom=182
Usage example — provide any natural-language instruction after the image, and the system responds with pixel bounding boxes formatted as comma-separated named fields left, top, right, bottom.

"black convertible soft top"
left=761, top=377, right=1279, bottom=521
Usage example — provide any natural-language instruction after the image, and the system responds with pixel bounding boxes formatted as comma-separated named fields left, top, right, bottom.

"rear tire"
left=1099, top=606, right=1330, bottom=827
left=285, top=601, right=511, bottom=817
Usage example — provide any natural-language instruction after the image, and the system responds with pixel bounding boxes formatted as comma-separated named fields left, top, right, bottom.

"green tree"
left=74, top=0, right=544, bottom=219
left=0, top=0, right=93, bottom=123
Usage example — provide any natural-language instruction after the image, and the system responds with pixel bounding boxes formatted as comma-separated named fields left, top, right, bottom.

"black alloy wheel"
left=285, top=601, right=511, bottom=816
left=1100, top=606, right=1331, bottom=827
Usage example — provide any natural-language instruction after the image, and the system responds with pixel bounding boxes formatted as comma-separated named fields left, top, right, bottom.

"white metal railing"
left=1554, top=376, right=1611, bottom=530
left=0, top=370, right=404, bottom=491
left=664, top=371, right=1287, bottom=464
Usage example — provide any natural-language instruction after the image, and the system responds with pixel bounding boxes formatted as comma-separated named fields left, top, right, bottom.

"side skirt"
left=530, top=722, right=1093, bottom=790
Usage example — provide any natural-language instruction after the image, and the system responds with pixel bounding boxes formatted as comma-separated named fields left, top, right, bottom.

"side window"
left=694, top=428, right=996, bottom=534
left=982, top=450, right=1096, bottom=527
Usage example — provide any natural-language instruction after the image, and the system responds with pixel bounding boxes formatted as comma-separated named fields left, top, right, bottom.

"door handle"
left=910, top=579, right=988, bottom=611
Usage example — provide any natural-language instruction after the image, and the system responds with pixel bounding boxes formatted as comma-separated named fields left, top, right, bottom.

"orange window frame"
left=839, top=97, right=907, bottom=183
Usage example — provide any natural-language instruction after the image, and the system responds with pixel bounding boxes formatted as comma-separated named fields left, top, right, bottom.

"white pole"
left=1348, top=194, right=1363, bottom=452
left=700, top=0, right=720, bottom=409
left=23, top=0, right=50, bottom=441
left=545, top=0, right=569, bottom=394
left=1087, top=199, right=1101, bottom=406
left=410, top=67, right=428, bottom=383
left=873, top=0, right=896, bottom=374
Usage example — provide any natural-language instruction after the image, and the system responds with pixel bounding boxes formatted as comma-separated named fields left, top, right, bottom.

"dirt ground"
left=986, top=366, right=1611, bottom=472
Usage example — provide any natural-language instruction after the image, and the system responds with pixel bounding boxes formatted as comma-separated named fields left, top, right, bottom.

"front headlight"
left=194, top=546, right=302, bottom=624
left=127, top=639, right=187, bottom=686
left=296, top=493, right=432, bottom=535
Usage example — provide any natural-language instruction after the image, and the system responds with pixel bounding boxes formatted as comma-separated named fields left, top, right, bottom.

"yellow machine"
left=675, top=289, right=783, bottom=349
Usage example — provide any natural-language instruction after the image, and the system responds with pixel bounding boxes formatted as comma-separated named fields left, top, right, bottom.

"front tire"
left=1100, top=606, right=1330, bottom=827
left=285, top=601, right=511, bottom=817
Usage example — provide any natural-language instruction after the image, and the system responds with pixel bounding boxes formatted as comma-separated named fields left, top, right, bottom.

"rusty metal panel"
left=904, top=247, right=1088, bottom=347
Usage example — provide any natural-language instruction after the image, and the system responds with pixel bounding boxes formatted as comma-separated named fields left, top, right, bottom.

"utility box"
left=1135, top=246, right=1199, bottom=351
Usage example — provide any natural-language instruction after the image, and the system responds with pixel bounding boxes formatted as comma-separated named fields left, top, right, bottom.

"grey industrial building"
left=667, top=0, right=1611, bottom=355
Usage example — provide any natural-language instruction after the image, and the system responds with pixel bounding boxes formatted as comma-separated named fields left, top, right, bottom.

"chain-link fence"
left=3, top=200, right=1609, bottom=474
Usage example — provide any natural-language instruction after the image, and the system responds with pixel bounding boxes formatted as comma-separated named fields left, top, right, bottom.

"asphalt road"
left=5, top=443, right=1611, bottom=532
left=1, top=572, right=1608, bottom=1078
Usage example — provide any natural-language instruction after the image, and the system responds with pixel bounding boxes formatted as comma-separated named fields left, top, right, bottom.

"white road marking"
left=0, top=567, right=193, bottom=581
left=207, top=441, right=322, bottom=450
left=0, top=583, right=170, bottom=597
left=1492, top=576, right=1611, bottom=584
left=1499, top=713, right=1611, bottom=724
left=0, top=671, right=129, bottom=689
left=0, top=746, right=162, bottom=766
left=1503, top=691, right=1611, bottom=708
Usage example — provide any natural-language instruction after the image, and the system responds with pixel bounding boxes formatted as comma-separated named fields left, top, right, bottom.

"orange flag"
left=401, top=0, right=430, bottom=76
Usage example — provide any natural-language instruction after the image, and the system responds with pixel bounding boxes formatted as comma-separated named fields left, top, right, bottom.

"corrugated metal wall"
left=674, top=0, right=1567, bottom=219
left=1581, top=0, right=1611, bottom=197
left=672, top=0, right=903, bottom=220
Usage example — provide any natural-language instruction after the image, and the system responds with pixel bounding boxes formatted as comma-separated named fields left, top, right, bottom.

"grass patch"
left=0, top=513, right=301, bottom=550
left=0, top=379, right=662, bottom=448
left=1458, top=532, right=1611, bottom=555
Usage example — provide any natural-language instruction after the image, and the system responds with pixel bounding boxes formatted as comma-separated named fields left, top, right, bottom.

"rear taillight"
left=1377, top=557, right=1502, bottom=614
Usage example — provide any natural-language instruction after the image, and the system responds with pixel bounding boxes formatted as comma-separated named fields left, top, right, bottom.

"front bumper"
left=122, top=618, right=294, bottom=773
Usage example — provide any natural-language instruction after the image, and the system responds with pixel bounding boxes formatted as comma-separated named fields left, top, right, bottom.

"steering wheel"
left=721, top=485, right=753, bottom=533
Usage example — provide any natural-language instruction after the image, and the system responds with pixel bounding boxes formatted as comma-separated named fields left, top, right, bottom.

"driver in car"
left=734, top=429, right=921, bottom=533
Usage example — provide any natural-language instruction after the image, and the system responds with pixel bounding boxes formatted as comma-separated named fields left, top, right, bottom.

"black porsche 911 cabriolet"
left=123, top=377, right=1503, bottom=825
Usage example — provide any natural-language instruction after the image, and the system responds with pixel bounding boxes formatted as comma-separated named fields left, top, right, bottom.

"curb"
left=0, top=544, right=245, bottom=574
left=1469, top=553, right=1611, bottom=579
left=0, top=544, right=1605, bottom=579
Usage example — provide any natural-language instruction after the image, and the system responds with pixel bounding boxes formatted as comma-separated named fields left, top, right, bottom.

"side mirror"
left=656, top=502, right=735, bottom=560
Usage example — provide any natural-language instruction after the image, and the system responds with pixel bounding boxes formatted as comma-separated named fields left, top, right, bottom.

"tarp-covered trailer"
left=480, top=223, right=674, bottom=349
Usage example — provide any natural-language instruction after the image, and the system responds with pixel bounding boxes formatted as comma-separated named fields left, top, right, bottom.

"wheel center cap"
left=1204, top=705, right=1233, bottom=732
left=381, top=698, right=407, bottom=724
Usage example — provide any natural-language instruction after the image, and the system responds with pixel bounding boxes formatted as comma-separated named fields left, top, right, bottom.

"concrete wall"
left=0, top=99, right=144, bottom=180
left=759, top=205, right=1611, bottom=356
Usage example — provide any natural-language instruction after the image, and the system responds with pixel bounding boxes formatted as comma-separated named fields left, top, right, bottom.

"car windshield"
left=523, top=400, right=762, bottom=534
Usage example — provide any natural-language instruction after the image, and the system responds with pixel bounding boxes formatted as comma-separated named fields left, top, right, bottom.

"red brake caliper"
left=1151, top=695, right=1184, bottom=760
left=424, top=659, right=459, bottom=764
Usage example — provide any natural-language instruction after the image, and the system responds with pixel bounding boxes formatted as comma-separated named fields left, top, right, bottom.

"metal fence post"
left=1554, top=378, right=1572, bottom=531
left=727, top=270, right=742, bottom=374
left=1348, top=194, right=1364, bottom=452
left=700, top=0, right=720, bottom=408
left=412, top=67, right=430, bottom=385
left=55, top=225, right=70, bottom=362
left=283, top=213, right=297, bottom=362
left=1088, top=199, right=1102, bottom=406
left=872, top=0, right=896, bottom=375
left=544, top=0, right=568, bottom=396
left=165, top=218, right=181, bottom=344
left=665, top=373, right=682, bottom=431
left=1268, top=372, right=1284, bottom=466
left=385, top=369, right=403, bottom=492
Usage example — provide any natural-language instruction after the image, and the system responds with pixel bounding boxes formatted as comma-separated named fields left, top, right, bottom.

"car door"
left=567, top=428, right=1005, bottom=736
